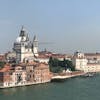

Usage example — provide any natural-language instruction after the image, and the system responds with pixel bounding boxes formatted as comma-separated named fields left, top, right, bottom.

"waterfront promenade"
left=51, top=71, right=85, bottom=80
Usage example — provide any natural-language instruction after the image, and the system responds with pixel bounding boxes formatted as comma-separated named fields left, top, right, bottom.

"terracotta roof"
left=37, top=56, right=49, bottom=59
left=87, top=63, right=100, bottom=65
left=34, top=62, right=49, bottom=70
left=38, top=53, right=66, bottom=59
left=0, top=64, right=12, bottom=72
left=85, top=53, right=100, bottom=56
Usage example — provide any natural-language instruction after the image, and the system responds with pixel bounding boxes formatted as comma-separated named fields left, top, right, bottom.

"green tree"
left=0, top=61, right=5, bottom=68
left=48, top=57, right=75, bottom=73
left=65, top=60, right=75, bottom=71
left=49, top=57, right=62, bottom=73
left=48, top=57, right=53, bottom=67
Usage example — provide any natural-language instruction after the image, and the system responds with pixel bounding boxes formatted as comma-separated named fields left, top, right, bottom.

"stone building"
left=0, top=62, right=51, bottom=88
left=0, top=64, right=13, bottom=87
left=72, top=52, right=100, bottom=72
left=34, top=63, right=51, bottom=83
left=13, top=26, right=38, bottom=63
left=85, top=53, right=100, bottom=60
left=72, top=52, right=87, bottom=71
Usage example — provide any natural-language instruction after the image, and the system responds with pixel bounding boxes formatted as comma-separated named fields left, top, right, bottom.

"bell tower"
left=33, top=35, right=38, bottom=57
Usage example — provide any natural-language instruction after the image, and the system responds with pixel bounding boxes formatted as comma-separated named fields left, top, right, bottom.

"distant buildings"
left=85, top=53, right=100, bottom=63
left=72, top=52, right=100, bottom=72
left=36, top=51, right=71, bottom=63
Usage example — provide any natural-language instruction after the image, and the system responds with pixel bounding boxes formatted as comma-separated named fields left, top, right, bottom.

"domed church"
left=13, top=26, right=38, bottom=63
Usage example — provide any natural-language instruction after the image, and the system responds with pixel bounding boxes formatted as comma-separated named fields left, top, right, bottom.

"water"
left=0, top=75, right=100, bottom=100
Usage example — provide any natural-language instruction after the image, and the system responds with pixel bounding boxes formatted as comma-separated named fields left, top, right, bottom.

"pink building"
left=0, top=62, right=51, bottom=88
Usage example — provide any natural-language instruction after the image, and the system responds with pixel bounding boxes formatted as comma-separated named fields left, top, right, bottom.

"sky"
left=0, top=0, right=100, bottom=54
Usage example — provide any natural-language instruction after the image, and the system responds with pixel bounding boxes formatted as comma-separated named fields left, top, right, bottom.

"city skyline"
left=0, top=0, right=100, bottom=53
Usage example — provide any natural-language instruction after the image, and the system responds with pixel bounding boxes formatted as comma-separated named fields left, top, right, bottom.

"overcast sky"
left=0, top=0, right=100, bottom=54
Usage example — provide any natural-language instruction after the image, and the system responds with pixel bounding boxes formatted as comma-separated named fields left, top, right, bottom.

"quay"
left=51, top=71, right=85, bottom=80
left=0, top=81, right=50, bottom=89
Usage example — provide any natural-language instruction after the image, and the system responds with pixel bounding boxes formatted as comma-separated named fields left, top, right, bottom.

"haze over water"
left=0, top=74, right=100, bottom=100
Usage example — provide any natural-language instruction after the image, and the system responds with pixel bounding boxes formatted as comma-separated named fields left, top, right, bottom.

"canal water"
left=0, top=74, right=100, bottom=100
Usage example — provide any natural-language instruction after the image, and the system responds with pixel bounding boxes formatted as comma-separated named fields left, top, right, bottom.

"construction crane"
left=38, top=42, right=54, bottom=45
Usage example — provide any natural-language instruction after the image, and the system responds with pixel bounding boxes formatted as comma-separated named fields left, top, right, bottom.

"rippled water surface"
left=0, top=75, right=100, bottom=100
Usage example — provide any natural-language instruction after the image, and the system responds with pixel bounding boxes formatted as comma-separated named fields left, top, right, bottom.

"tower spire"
left=33, top=35, right=37, bottom=41
left=26, top=33, right=29, bottom=41
left=19, top=26, right=26, bottom=37
left=33, top=35, right=38, bottom=57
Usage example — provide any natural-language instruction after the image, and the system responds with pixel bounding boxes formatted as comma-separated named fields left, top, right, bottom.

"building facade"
left=0, top=62, right=51, bottom=88
left=13, top=26, right=38, bottom=63
left=72, top=52, right=87, bottom=71
left=72, top=52, right=100, bottom=72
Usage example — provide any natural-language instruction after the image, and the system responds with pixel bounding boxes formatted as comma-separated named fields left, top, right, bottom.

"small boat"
left=81, top=72, right=95, bottom=77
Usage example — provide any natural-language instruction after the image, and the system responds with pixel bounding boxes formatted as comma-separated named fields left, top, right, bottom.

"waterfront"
left=0, top=74, right=100, bottom=100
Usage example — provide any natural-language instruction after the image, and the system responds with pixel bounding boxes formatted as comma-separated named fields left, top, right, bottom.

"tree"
left=0, top=61, right=5, bottom=68
left=49, top=57, right=62, bottom=73
left=48, top=57, right=75, bottom=73
left=48, top=57, right=53, bottom=67
left=65, top=60, right=75, bottom=71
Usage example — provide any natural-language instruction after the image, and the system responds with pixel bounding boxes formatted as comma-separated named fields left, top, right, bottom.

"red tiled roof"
left=38, top=53, right=66, bottom=59
left=87, top=63, right=100, bottom=65
left=0, top=64, right=12, bottom=72
left=85, top=53, right=100, bottom=56
left=34, top=62, right=49, bottom=70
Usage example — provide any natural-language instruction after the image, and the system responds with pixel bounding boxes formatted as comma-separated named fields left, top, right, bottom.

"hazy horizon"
left=0, top=0, right=100, bottom=54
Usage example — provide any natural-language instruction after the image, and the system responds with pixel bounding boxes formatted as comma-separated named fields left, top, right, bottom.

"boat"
left=81, top=72, right=95, bottom=77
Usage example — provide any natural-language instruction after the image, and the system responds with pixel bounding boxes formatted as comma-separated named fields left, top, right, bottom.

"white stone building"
left=13, top=26, right=38, bottom=63
left=72, top=52, right=100, bottom=72
left=72, top=52, right=88, bottom=71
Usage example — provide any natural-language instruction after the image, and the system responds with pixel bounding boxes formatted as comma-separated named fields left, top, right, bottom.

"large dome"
left=15, top=26, right=30, bottom=43
left=16, top=37, right=22, bottom=43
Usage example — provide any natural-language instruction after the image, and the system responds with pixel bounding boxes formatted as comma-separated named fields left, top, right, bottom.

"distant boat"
left=81, top=72, right=95, bottom=77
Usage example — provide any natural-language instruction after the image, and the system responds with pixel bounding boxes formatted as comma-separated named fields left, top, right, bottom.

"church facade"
left=13, top=26, right=38, bottom=63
